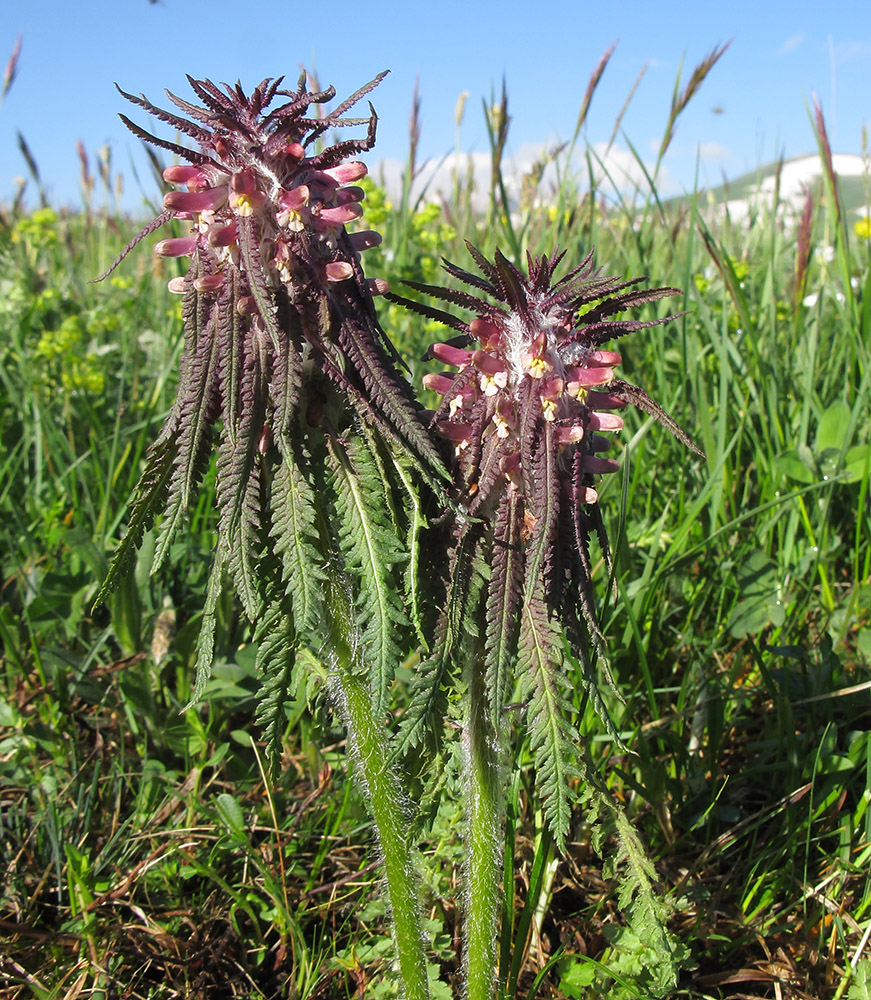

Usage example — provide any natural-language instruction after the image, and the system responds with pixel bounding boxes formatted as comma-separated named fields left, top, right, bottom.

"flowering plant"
left=97, top=72, right=701, bottom=1000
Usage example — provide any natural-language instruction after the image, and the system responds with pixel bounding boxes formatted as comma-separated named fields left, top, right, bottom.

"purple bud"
left=325, top=261, right=354, bottom=282
left=348, top=230, right=382, bottom=252
left=335, top=186, right=365, bottom=205
left=582, top=455, right=619, bottom=474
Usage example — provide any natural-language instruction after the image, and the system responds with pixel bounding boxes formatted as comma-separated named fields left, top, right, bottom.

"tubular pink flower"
left=469, top=317, right=502, bottom=350
left=422, top=372, right=456, bottom=394
left=586, top=390, right=626, bottom=410
left=565, top=365, right=616, bottom=393
left=471, top=349, right=506, bottom=376
left=278, top=185, right=309, bottom=211
left=334, top=186, right=365, bottom=205
left=436, top=420, right=474, bottom=441
left=164, top=187, right=227, bottom=213
left=448, top=382, right=480, bottom=416
left=318, top=203, right=363, bottom=225
left=430, top=342, right=473, bottom=367
left=194, top=273, right=226, bottom=292
left=587, top=412, right=625, bottom=432
left=323, top=161, right=368, bottom=184
left=155, top=236, right=198, bottom=257
left=586, top=349, right=622, bottom=365
left=163, top=164, right=209, bottom=188
left=554, top=424, right=585, bottom=446
left=207, top=221, right=238, bottom=247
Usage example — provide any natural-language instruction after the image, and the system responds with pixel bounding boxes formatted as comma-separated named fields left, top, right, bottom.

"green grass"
left=1, top=57, right=870, bottom=999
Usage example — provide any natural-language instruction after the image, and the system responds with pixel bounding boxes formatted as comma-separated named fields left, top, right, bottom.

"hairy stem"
left=326, top=574, right=431, bottom=1000
left=463, top=657, right=505, bottom=1000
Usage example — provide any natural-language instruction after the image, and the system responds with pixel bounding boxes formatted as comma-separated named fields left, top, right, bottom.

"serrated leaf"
left=395, top=522, right=486, bottom=758
left=185, top=551, right=225, bottom=710
left=517, top=578, right=579, bottom=849
left=484, top=490, right=523, bottom=719
left=151, top=309, right=221, bottom=575
left=215, top=326, right=267, bottom=621
left=270, top=433, right=326, bottom=639
left=253, top=604, right=297, bottom=774
left=326, top=431, right=408, bottom=718
left=848, top=957, right=871, bottom=1000
left=94, top=436, right=176, bottom=607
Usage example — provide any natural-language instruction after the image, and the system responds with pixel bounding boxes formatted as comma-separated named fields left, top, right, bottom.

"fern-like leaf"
left=253, top=603, right=297, bottom=774
left=92, top=435, right=175, bottom=607
left=483, top=490, right=523, bottom=719
left=215, top=326, right=267, bottom=621
left=185, top=549, right=226, bottom=710
left=269, top=430, right=327, bottom=640
left=517, top=577, right=580, bottom=849
left=395, top=521, right=487, bottom=758
left=325, top=430, right=408, bottom=719
left=151, top=290, right=221, bottom=575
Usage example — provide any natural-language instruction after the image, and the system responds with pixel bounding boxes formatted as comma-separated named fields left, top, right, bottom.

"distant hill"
left=683, top=153, right=870, bottom=223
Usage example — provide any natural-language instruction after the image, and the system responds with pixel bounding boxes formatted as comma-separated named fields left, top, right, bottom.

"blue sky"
left=1, top=0, right=868, bottom=210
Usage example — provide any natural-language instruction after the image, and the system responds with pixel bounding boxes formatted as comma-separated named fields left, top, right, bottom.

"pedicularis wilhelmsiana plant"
left=98, top=72, right=701, bottom=1000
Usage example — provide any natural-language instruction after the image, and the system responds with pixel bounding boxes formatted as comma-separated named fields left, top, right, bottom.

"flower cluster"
left=98, top=74, right=446, bottom=636
left=152, top=112, right=386, bottom=301
left=393, top=248, right=703, bottom=823
left=111, top=73, right=391, bottom=338
left=407, top=245, right=701, bottom=519
left=103, top=74, right=442, bottom=473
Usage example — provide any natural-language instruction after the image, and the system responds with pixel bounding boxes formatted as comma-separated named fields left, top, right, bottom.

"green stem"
left=463, top=659, right=504, bottom=1000
left=326, top=577, right=430, bottom=1000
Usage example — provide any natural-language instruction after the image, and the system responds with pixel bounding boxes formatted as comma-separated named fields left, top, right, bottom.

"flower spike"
left=392, top=245, right=703, bottom=846
left=96, top=73, right=450, bottom=689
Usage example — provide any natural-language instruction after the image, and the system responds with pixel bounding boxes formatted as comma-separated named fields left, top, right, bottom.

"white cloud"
left=698, top=142, right=731, bottom=163
left=373, top=139, right=676, bottom=211
left=833, top=40, right=871, bottom=63
left=778, top=34, right=804, bottom=55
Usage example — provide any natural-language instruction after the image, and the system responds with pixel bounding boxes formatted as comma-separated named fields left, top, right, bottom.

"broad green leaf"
left=727, top=551, right=784, bottom=638
left=777, top=448, right=815, bottom=484
left=815, top=399, right=851, bottom=451
left=215, top=792, right=246, bottom=841
left=845, top=444, right=871, bottom=483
